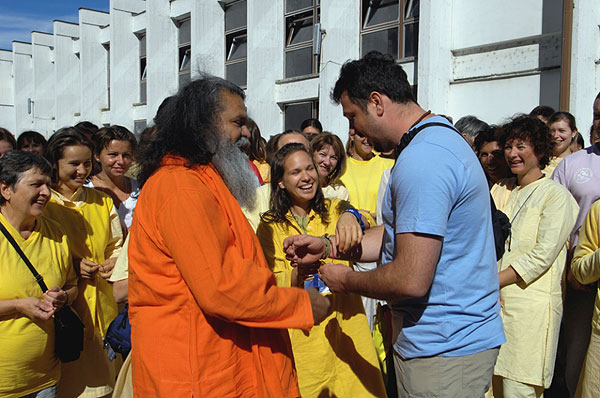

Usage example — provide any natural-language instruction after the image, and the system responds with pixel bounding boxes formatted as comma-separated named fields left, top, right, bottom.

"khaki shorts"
left=394, top=348, right=499, bottom=398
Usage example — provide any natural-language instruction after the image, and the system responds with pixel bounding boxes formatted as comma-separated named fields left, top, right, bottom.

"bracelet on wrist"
left=344, top=208, right=365, bottom=232
left=63, top=289, right=69, bottom=307
left=321, top=234, right=332, bottom=259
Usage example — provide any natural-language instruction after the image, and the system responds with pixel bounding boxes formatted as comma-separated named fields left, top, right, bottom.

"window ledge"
left=133, top=102, right=147, bottom=107
left=276, top=73, right=319, bottom=85
left=397, top=56, right=416, bottom=64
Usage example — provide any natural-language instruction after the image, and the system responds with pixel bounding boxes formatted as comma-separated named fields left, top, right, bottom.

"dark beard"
left=212, top=136, right=258, bottom=211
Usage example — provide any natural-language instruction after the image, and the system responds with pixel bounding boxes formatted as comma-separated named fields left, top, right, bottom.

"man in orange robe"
left=128, top=77, right=330, bottom=397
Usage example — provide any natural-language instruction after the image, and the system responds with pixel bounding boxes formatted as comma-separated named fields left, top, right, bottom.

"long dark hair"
left=136, top=76, right=245, bottom=188
left=261, top=143, right=329, bottom=226
left=310, top=131, right=346, bottom=183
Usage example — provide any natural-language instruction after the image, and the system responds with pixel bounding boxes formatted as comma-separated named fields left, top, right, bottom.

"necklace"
left=408, top=110, right=432, bottom=131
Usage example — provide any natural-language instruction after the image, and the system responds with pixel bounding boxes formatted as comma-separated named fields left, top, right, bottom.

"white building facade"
left=0, top=0, right=598, bottom=144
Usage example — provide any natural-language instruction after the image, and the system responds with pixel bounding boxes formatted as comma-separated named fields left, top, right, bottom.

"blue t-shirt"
left=381, top=116, right=505, bottom=358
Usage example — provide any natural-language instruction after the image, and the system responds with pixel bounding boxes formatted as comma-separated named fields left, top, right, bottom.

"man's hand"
left=306, top=288, right=331, bottom=325
left=77, top=258, right=101, bottom=279
left=284, top=235, right=325, bottom=265
left=319, top=263, right=352, bottom=293
left=335, top=213, right=363, bottom=253
left=99, top=258, right=117, bottom=280
left=16, top=297, right=55, bottom=321
left=43, top=286, right=67, bottom=309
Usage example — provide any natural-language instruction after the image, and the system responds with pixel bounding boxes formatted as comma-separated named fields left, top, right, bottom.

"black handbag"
left=0, top=221, right=84, bottom=363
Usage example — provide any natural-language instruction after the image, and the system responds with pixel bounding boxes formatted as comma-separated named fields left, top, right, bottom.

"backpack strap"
left=395, top=121, right=462, bottom=159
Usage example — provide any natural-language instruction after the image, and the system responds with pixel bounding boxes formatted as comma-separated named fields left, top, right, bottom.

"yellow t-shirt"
left=339, top=155, right=394, bottom=215
left=256, top=199, right=386, bottom=398
left=0, top=214, right=76, bottom=398
left=44, top=187, right=123, bottom=398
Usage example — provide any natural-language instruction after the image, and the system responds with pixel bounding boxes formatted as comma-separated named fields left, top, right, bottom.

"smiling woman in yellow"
left=490, top=116, right=578, bottom=397
left=43, top=128, right=123, bottom=398
left=257, top=143, right=386, bottom=398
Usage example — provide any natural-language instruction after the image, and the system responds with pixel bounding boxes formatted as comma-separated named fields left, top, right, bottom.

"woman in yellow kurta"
left=570, top=200, right=600, bottom=398
left=490, top=116, right=578, bottom=397
left=257, top=143, right=386, bottom=398
left=43, top=128, right=123, bottom=398
left=0, top=151, right=78, bottom=398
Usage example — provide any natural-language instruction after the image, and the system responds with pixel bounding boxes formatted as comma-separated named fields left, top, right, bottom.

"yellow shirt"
left=491, top=177, right=578, bottom=387
left=257, top=199, right=386, bottom=398
left=571, top=200, right=600, bottom=333
left=44, top=187, right=123, bottom=398
left=0, top=214, right=76, bottom=398
left=339, top=155, right=394, bottom=215
left=543, top=156, right=563, bottom=178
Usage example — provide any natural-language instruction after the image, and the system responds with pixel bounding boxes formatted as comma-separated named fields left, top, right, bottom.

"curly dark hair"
left=332, top=51, right=415, bottom=111
left=474, top=125, right=500, bottom=155
left=310, top=131, right=346, bottom=183
left=136, top=76, right=245, bottom=188
left=261, top=143, right=329, bottom=226
left=45, top=127, right=94, bottom=183
left=496, top=115, right=554, bottom=169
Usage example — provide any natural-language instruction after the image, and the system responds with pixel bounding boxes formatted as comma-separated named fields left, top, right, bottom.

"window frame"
left=224, top=0, right=247, bottom=88
left=283, top=99, right=319, bottom=131
left=360, top=0, right=419, bottom=60
left=137, top=32, right=147, bottom=104
left=176, top=17, right=191, bottom=88
left=283, top=0, right=320, bottom=79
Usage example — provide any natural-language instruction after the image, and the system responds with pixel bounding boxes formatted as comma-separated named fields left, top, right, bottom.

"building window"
left=103, top=43, right=110, bottom=110
left=284, top=100, right=318, bottom=131
left=225, top=0, right=247, bottom=88
left=138, top=33, right=147, bottom=104
left=134, top=120, right=147, bottom=139
left=360, top=0, right=419, bottom=59
left=178, top=18, right=191, bottom=88
left=284, top=0, right=320, bottom=78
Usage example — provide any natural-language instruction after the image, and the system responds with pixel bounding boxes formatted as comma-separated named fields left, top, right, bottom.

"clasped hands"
left=75, top=257, right=116, bottom=280
left=19, top=286, right=67, bottom=321
left=284, top=234, right=355, bottom=294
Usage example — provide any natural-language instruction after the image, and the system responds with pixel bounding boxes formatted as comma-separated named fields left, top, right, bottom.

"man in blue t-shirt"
left=283, top=52, right=505, bottom=398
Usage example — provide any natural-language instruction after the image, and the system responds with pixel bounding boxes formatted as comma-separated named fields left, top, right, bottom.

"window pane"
left=405, top=0, right=419, bottom=19
left=284, top=102, right=313, bottom=131
left=140, top=81, right=146, bottom=104
left=139, top=34, right=146, bottom=57
left=362, top=0, right=399, bottom=29
left=285, top=47, right=313, bottom=78
left=178, top=19, right=191, bottom=45
left=133, top=120, right=147, bottom=138
left=140, top=57, right=147, bottom=79
left=179, top=46, right=191, bottom=71
left=286, top=13, right=314, bottom=46
left=286, top=0, right=314, bottom=14
left=225, top=1, right=247, bottom=31
left=361, top=27, right=398, bottom=58
left=179, top=72, right=191, bottom=89
left=226, top=34, right=247, bottom=61
left=226, top=61, right=247, bottom=87
left=403, top=22, right=418, bottom=58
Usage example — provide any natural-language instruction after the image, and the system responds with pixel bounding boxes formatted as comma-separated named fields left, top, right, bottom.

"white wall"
left=54, top=21, right=80, bottom=129
left=12, top=42, right=34, bottom=134
left=31, top=33, right=55, bottom=135
left=0, top=50, right=15, bottom=132
left=79, top=9, right=110, bottom=126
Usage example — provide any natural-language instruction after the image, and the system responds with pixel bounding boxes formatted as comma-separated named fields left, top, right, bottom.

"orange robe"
left=128, top=156, right=314, bottom=398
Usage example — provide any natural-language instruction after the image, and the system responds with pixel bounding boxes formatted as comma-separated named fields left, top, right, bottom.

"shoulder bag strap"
left=0, top=221, right=48, bottom=292
left=395, top=121, right=463, bottom=159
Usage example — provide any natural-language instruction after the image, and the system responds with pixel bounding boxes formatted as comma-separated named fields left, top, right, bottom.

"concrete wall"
left=79, top=9, right=110, bottom=127
left=0, top=0, right=598, bottom=144
left=54, top=21, right=80, bottom=129
left=0, top=50, right=15, bottom=133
